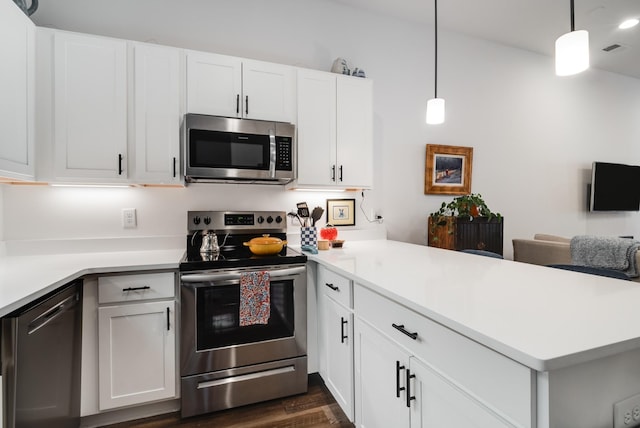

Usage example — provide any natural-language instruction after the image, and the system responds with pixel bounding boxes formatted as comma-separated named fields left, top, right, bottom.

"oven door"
left=180, top=264, right=306, bottom=377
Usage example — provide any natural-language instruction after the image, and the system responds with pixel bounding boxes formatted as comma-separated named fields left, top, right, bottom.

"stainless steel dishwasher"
left=1, top=280, right=82, bottom=428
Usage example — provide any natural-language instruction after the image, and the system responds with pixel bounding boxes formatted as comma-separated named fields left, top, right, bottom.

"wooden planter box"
left=428, top=216, right=504, bottom=255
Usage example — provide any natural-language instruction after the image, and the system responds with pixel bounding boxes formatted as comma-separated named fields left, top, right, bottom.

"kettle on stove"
left=200, top=230, right=220, bottom=254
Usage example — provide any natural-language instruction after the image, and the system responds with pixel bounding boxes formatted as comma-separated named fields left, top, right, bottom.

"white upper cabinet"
left=186, top=52, right=242, bottom=119
left=296, top=69, right=336, bottom=187
left=186, top=51, right=295, bottom=123
left=336, top=76, right=373, bottom=189
left=53, top=31, right=128, bottom=181
left=295, top=69, right=373, bottom=189
left=0, top=0, right=35, bottom=181
left=242, top=59, right=295, bottom=123
left=132, top=42, right=182, bottom=184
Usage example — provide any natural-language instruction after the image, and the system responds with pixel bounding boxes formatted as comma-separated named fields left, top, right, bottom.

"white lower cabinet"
left=354, top=319, right=410, bottom=428
left=91, top=272, right=177, bottom=412
left=409, top=357, right=512, bottom=428
left=98, top=301, right=176, bottom=410
left=354, top=283, right=533, bottom=428
left=323, top=297, right=354, bottom=418
left=317, top=265, right=354, bottom=420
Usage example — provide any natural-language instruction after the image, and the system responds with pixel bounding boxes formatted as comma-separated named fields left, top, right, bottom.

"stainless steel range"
left=179, top=211, right=308, bottom=418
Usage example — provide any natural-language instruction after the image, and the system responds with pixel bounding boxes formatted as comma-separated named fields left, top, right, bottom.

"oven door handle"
left=180, top=266, right=306, bottom=284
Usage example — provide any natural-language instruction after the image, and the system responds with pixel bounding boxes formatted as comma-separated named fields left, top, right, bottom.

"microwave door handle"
left=269, top=129, right=276, bottom=178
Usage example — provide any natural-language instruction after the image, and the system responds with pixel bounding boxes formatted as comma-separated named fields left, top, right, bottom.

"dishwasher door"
left=1, top=280, right=82, bottom=428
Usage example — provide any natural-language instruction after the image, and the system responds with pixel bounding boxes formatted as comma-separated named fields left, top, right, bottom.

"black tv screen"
left=590, top=162, right=640, bottom=211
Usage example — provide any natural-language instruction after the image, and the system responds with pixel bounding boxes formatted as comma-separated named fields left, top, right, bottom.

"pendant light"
left=426, top=0, right=445, bottom=124
left=555, top=0, right=589, bottom=76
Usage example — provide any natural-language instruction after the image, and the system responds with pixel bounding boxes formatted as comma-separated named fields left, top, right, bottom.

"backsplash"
left=0, top=183, right=383, bottom=243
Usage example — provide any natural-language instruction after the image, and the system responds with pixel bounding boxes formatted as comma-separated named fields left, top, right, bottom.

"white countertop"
left=0, top=249, right=184, bottom=317
left=307, top=240, right=640, bottom=372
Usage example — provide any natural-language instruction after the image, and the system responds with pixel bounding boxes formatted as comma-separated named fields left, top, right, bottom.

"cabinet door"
left=133, top=43, right=181, bottom=184
left=242, top=59, right=295, bottom=123
left=186, top=51, right=242, bottom=118
left=54, top=31, right=128, bottom=180
left=296, top=69, right=336, bottom=187
left=323, top=296, right=354, bottom=420
left=98, top=300, right=176, bottom=410
left=336, top=76, right=373, bottom=188
left=0, top=0, right=34, bottom=180
left=354, top=319, right=410, bottom=428
left=409, top=357, right=513, bottom=428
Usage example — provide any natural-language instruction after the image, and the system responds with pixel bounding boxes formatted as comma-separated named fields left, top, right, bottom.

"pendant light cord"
left=434, top=0, right=438, bottom=98
left=570, top=0, right=575, bottom=32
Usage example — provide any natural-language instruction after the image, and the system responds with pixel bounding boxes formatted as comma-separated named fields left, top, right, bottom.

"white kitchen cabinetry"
left=317, top=266, right=354, bottom=420
left=97, top=272, right=177, bottom=411
left=53, top=30, right=128, bottom=181
left=186, top=51, right=295, bottom=123
left=295, top=69, right=373, bottom=189
left=354, top=284, right=533, bottom=428
left=132, top=42, right=182, bottom=184
left=0, top=0, right=35, bottom=181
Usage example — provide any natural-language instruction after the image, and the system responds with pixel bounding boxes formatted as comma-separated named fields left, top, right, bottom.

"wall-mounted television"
left=589, top=162, right=640, bottom=212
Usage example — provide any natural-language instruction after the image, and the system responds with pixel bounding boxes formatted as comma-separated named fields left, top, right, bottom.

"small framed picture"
left=424, top=144, right=473, bottom=195
left=326, top=199, right=356, bottom=226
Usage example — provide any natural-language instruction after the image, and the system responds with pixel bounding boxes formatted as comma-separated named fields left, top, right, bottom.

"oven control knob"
left=257, top=216, right=265, bottom=224
left=193, top=216, right=201, bottom=225
left=275, top=215, right=283, bottom=223
left=266, top=216, right=274, bottom=224
left=204, top=216, right=211, bottom=225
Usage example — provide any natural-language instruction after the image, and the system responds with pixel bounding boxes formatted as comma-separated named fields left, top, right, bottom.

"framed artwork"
left=424, top=144, right=473, bottom=195
left=326, top=199, right=356, bottom=226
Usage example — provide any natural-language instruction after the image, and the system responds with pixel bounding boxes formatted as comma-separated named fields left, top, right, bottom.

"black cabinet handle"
left=236, top=94, right=240, bottom=114
left=122, top=286, right=151, bottom=292
left=339, top=165, right=343, bottom=182
left=166, top=307, right=170, bottom=331
left=396, top=361, right=405, bottom=398
left=406, top=369, right=416, bottom=407
left=118, top=153, right=123, bottom=175
left=173, top=157, right=177, bottom=178
left=325, top=283, right=339, bottom=292
left=245, top=95, right=249, bottom=115
left=340, top=317, right=348, bottom=343
left=392, top=323, right=418, bottom=340
left=331, top=165, right=336, bottom=182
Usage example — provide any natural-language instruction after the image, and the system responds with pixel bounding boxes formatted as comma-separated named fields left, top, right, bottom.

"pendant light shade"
left=426, top=98, right=445, bottom=124
left=426, top=0, right=445, bottom=125
left=555, top=0, right=589, bottom=76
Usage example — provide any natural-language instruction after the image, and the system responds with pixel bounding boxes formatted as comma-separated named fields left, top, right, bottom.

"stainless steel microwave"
left=183, top=114, right=296, bottom=184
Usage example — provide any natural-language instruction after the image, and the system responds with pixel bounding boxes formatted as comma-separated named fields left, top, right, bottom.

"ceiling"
left=329, top=0, right=640, bottom=80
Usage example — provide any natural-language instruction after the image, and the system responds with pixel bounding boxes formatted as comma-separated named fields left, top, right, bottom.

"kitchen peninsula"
left=308, top=239, right=640, bottom=428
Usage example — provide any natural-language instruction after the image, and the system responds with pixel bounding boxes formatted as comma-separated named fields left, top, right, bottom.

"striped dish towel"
left=239, top=271, right=271, bottom=326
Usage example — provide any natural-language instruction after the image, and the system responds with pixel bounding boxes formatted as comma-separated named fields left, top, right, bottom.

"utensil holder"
left=300, top=227, right=317, bottom=248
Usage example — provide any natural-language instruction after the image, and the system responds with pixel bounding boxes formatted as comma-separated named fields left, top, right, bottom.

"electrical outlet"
left=614, top=393, right=640, bottom=428
left=122, top=208, right=137, bottom=229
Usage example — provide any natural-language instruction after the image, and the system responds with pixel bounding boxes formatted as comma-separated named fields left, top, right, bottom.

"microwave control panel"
left=276, top=137, right=293, bottom=171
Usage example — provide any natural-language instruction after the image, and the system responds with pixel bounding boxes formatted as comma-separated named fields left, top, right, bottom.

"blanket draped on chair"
left=570, top=235, right=640, bottom=278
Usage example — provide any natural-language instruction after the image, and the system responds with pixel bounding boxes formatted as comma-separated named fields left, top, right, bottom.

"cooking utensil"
left=243, top=234, right=287, bottom=255
left=310, top=206, right=324, bottom=227
left=297, top=202, right=310, bottom=226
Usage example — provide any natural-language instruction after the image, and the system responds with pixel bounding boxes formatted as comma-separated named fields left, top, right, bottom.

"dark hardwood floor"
left=102, top=374, right=354, bottom=428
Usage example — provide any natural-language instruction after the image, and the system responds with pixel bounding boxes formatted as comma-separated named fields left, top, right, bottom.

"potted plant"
left=428, top=193, right=502, bottom=249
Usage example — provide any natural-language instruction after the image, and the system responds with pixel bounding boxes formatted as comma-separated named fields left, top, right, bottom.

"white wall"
left=2, top=0, right=637, bottom=258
